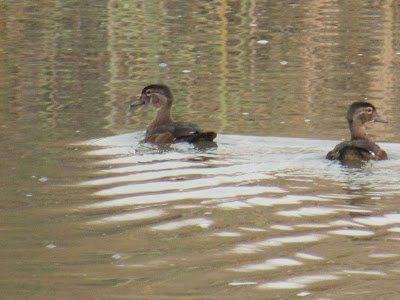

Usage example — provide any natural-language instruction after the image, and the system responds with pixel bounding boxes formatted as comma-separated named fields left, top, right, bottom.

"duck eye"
left=366, top=107, right=373, bottom=114
left=146, top=89, right=152, bottom=96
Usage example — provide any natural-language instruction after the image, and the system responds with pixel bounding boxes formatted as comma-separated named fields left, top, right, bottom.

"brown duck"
left=131, top=84, right=217, bottom=144
left=326, top=102, right=388, bottom=161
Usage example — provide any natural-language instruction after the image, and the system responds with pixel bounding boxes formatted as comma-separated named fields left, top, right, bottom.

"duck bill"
left=130, top=98, right=145, bottom=108
left=374, top=115, right=388, bottom=123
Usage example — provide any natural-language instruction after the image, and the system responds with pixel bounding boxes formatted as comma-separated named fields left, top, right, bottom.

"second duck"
left=326, top=101, right=388, bottom=162
left=131, top=84, right=217, bottom=144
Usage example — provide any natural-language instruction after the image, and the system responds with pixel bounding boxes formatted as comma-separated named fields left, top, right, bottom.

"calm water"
left=2, top=0, right=400, bottom=299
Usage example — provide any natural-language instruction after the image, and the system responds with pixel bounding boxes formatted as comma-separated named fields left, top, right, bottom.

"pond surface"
left=2, top=0, right=400, bottom=299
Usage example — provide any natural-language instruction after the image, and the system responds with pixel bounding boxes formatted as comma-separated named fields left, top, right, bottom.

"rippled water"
left=3, top=0, right=400, bottom=299
left=57, top=132, right=400, bottom=298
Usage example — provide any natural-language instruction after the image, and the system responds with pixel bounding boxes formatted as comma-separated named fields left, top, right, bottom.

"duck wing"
left=145, top=122, right=216, bottom=143
left=326, top=140, right=387, bottom=161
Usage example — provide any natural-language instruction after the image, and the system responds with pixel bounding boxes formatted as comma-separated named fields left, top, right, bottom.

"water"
left=2, top=0, right=400, bottom=299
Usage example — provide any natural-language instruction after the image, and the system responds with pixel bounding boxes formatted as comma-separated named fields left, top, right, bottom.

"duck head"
left=131, top=84, right=173, bottom=109
left=347, top=102, right=387, bottom=140
left=347, top=102, right=387, bottom=125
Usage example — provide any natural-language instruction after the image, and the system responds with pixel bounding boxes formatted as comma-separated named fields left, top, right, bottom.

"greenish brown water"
left=2, top=1, right=400, bottom=299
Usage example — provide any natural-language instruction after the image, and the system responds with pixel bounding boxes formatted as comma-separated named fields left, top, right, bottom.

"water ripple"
left=83, top=186, right=275, bottom=209
left=72, top=133, right=400, bottom=296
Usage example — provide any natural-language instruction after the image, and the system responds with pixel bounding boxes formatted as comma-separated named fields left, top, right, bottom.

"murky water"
left=2, top=0, right=400, bottom=299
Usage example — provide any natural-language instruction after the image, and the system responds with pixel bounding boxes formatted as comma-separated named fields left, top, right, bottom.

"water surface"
left=2, top=0, right=400, bottom=299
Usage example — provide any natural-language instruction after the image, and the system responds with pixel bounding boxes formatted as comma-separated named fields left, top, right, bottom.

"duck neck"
left=349, top=119, right=369, bottom=141
left=147, top=105, right=173, bottom=134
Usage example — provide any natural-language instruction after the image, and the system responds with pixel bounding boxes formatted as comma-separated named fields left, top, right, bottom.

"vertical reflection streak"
left=216, top=0, right=228, bottom=133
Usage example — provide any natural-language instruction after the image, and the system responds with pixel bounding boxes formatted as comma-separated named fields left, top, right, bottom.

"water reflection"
left=71, top=132, right=400, bottom=297
left=232, top=233, right=327, bottom=254
left=258, top=274, right=340, bottom=290
left=87, top=208, right=166, bottom=225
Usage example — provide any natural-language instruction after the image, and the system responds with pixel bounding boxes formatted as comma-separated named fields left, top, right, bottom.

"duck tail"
left=187, top=132, right=217, bottom=143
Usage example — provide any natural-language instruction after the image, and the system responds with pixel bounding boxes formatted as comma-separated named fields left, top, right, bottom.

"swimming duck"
left=326, top=102, right=388, bottom=161
left=131, top=84, right=217, bottom=144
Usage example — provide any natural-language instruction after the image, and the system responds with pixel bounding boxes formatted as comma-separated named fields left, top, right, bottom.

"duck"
left=326, top=101, right=388, bottom=161
left=130, top=84, right=217, bottom=144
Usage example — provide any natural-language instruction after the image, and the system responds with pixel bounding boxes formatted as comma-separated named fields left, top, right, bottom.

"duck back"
left=326, top=140, right=387, bottom=161
left=145, top=122, right=217, bottom=144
